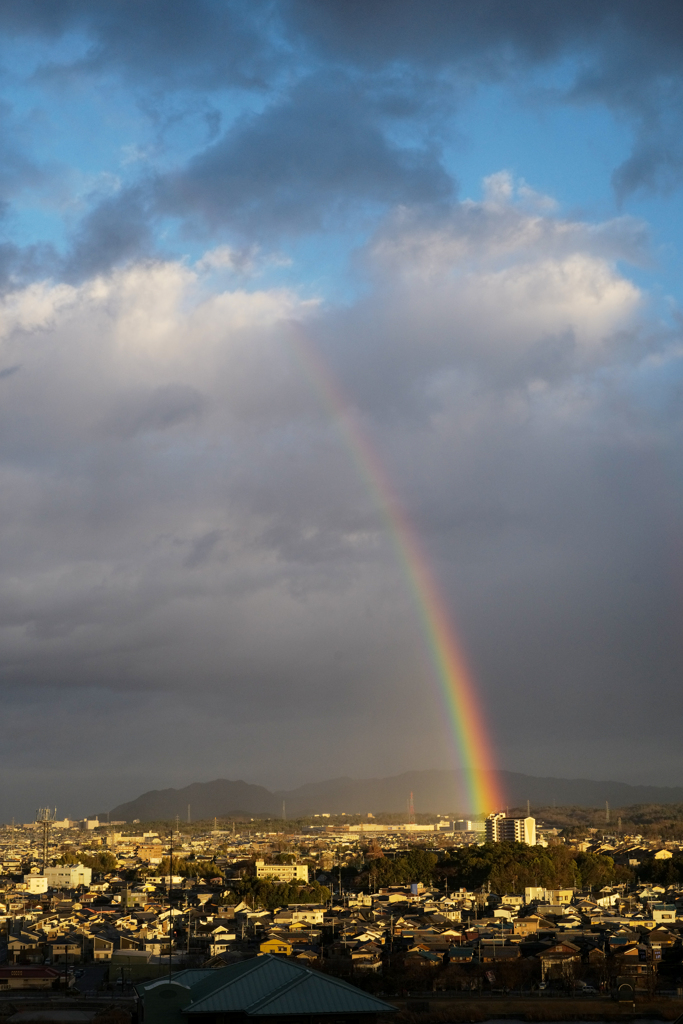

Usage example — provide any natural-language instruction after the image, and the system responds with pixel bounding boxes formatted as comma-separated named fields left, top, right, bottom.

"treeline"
left=59, top=849, right=118, bottom=872
left=144, top=856, right=218, bottom=878
left=352, top=847, right=438, bottom=888
left=638, top=853, right=683, bottom=885
left=352, top=842, right=634, bottom=891
left=437, top=842, right=632, bottom=891
left=227, top=877, right=331, bottom=911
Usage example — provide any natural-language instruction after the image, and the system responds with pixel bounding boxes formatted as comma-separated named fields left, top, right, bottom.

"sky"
left=1, top=1, right=683, bottom=821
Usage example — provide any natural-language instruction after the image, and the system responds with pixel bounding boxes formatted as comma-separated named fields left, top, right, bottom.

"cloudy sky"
left=1, top=1, right=683, bottom=820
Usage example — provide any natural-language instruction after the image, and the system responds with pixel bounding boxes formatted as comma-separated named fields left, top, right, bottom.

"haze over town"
left=1, top=2, right=683, bottom=822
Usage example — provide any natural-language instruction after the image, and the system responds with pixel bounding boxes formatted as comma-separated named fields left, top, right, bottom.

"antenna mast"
left=35, top=808, right=56, bottom=873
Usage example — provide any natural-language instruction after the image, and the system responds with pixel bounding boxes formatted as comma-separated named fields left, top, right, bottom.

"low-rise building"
left=254, top=860, right=309, bottom=882
left=23, top=874, right=48, bottom=894
left=44, top=864, right=93, bottom=888
left=0, top=966, right=64, bottom=991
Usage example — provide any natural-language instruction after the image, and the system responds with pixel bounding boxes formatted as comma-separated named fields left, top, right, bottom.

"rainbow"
left=287, top=323, right=504, bottom=815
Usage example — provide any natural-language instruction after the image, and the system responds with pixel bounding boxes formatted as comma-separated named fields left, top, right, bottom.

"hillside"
left=105, top=769, right=683, bottom=821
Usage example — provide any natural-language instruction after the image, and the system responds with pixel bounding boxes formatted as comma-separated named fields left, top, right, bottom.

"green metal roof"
left=137, top=968, right=226, bottom=995
left=184, top=955, right=396, bottom=1017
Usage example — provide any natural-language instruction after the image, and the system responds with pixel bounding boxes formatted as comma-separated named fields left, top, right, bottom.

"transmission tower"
left=35, top=808, right=56, bottom=873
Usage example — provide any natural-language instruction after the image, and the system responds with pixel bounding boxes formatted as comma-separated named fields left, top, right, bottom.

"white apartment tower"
left=485, top=812, right=536, bottom=845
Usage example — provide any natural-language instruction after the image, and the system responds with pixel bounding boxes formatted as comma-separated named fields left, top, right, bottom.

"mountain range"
left=103, top=769, right=683, bottom=822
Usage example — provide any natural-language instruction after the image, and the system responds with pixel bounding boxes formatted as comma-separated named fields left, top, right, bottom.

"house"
left=514, top=915, right=554, bottom=936
left=651, top=904, right=676, bottom=924
left=610, top=939, right=659, bottom=993
left=136, top=954, right=396, bottom=1024
left=447, top=946, right=474, bottom=962
left=90, top=934, right=115, bottom=960
left=47, top=936, right=83, bottom=963
left=611, top=945, right=652, bottom=977
left=404, top=949, right=442, bottom=966
left=259, top=935, right=294, bottom=956
left=7, top=931, right=44, bottom=963
left=537, top=941, right=581, bottom=981
left=0, top=966, right=64, bottom=990
left=501, top=894, right=524, bottom=908
left=648, top=928, right=675, bottom=949
left=479, top=945, right=520, bottom=964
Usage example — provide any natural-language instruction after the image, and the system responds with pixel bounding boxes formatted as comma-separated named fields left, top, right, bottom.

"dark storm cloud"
left=0, top=0, right=282, bottom=90
left=285, top=0, right=683, bottom=198
left=63, top=187, right=156, bottom=282
left=156, top=73, right=454, bottom=235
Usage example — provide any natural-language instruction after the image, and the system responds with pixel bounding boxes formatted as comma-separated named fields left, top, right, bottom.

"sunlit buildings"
left=485, top=812, right=536, bottom=845
left=44, top=863, right=92, bottom=887
left=255, top=859, right=309, bottom=882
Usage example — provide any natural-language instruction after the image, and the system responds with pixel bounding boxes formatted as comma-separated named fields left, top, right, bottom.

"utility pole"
left=168, top=826, right=173, bottom=981
left=186, top=895, right=191, bottom=958
left=605, top=801, right=610, bottom=824
left=187, top=804, right=191, bottom=825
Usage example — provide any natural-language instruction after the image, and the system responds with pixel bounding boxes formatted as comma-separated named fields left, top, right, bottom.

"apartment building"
left=485, top=812, right=536, bottom=845
left=255, top=860, right=309, bottom=882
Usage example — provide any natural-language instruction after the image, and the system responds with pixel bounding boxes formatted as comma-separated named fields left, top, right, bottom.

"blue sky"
left=1, top=4, right=681, bottom=302
left=1, top=1, right=683, bottom=819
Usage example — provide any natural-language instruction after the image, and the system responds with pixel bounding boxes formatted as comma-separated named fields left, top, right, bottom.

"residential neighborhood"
left=3, top=809, right=683, bottom=1011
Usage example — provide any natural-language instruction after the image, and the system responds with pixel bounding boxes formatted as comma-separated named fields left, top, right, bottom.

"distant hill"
left=105, top=769, right=683, bottom=821
left=107, top=779, right=280, bottom=822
